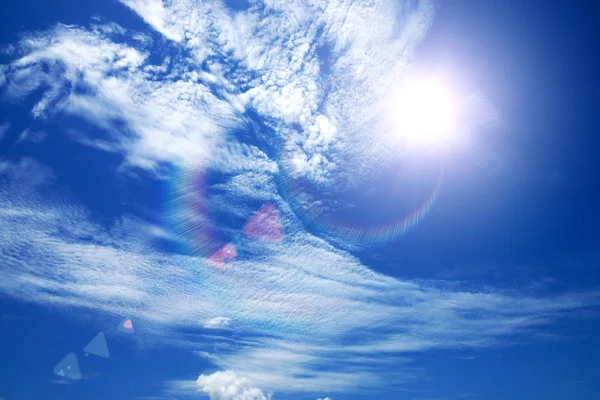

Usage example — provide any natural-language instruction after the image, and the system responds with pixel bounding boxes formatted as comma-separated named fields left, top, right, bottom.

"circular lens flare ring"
left=280, top=169, right=444, bottom=247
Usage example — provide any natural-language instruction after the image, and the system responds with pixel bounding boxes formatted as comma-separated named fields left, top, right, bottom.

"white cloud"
left=204, top=317, right=231, bottom=329
left=210, top=142, right=278, bottom=175
left=196, top=370, right=270, bottom=400
left=0, top=158, right=55, bottom=186
left=0, top=160, right=597, bottom=394
left=120, top=0, right=187, bottom=42
left=1, top=24, right=240, bottom=175
left=16, top=128, right=47, bottom=144
left=0, top=122, right=10, bottom=141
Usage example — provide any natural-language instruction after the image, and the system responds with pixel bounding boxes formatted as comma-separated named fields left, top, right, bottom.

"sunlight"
left=389, top=74, right=459, bottom=150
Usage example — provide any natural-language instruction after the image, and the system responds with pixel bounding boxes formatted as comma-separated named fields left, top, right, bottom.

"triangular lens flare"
left=83, top=332, right=110, bottom=358
left=243, top=203, right=284, bottom=242
left=53, top=353, right=81, bottom=380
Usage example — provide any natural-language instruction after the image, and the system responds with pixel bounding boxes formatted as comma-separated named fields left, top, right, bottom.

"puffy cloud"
left=196, top=370, right=270, bottom=400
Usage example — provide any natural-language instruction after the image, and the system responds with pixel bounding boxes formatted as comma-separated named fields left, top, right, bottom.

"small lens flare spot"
left=207, top=243, right=238, bottom=268
left=118, top=318, right=135, bottom=333
left=243, top=203, right=284, bottom=242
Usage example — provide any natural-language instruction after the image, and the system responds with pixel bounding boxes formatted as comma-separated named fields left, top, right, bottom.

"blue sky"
left=1, top=1, right=599, bottom=400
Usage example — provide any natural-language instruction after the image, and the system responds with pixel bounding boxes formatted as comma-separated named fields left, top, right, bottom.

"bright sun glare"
left=389, top=75, right=459, bottom=149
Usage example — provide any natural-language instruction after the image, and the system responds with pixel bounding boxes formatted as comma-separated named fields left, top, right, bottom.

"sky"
left=0, top=1, right=599, bottom=400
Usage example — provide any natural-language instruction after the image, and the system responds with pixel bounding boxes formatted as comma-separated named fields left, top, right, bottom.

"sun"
left=388, top=74, right=459, bottom=150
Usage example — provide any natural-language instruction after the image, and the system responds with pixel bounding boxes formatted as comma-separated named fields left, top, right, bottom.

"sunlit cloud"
left=196, top=370, right=271, bottom=400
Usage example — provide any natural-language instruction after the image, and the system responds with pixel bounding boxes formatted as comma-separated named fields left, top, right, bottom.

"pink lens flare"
left=207, top=243, right=238, bottom=268
left=243, top=203, right=284, bottom=242
left=117, top=317, right=135, bottom=333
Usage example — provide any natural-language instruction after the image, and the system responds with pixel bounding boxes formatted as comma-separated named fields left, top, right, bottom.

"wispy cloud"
left=0, top=122, right=9, bottom=141
left=16, top=128, right=47, bottom=144
left=0, top=157, right=56, bottom=186
left=0, top=158, right=598, bottom=396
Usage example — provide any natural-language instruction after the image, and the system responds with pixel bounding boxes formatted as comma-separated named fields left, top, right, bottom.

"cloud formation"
left=0, top=0, right=595, bottom=398
left=196, top=370, right=270, bottom=400
left=0, top=158, right=597, bottom=396
left=0, top=0, right=445, bottom=185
